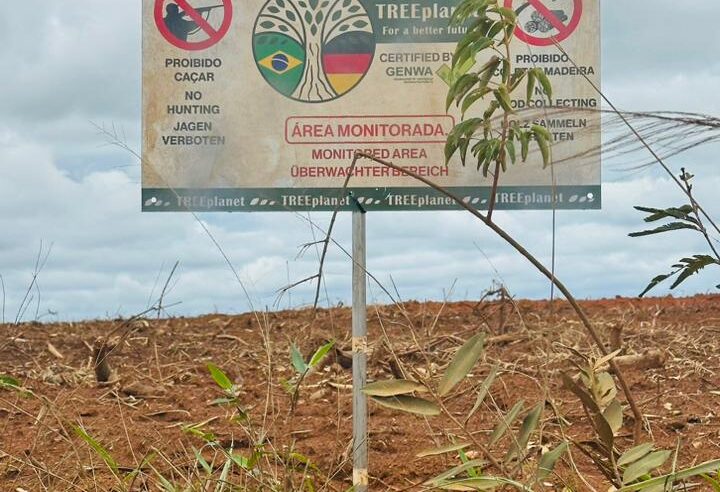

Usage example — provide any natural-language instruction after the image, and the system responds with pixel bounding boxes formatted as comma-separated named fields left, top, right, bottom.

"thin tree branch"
left=679, top=168, right=720, bottom=263
left=354, top=151, right=645, bottom=443
left=311, top=153, right=360, bottom=310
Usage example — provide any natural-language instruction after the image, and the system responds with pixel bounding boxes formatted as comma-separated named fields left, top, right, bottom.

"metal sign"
left=142, top=0, right=601, bottom=212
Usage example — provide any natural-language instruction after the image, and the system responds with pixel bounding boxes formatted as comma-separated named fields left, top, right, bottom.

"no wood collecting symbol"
left=253, top=0, right=376, bottom=103
left=154, top=0, right=233, bottom=51
left=505, top=0, right=582, bottom=46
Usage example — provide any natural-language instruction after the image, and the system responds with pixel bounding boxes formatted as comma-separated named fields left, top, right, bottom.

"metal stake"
left=352, top=209, right=368, bottom=491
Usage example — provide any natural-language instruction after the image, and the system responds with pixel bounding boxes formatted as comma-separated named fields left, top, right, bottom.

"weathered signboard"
left=142, top=0, right=600, bottom=211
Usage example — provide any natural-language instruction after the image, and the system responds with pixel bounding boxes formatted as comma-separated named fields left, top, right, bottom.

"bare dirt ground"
left=1, top=294, right=719, bottom=491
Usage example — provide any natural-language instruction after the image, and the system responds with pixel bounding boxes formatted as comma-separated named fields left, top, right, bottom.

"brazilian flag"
left=254, top=33, right=305, bottom=98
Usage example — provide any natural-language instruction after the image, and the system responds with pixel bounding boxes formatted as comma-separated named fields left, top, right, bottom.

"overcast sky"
left=1, top=1, right=719, bottom=322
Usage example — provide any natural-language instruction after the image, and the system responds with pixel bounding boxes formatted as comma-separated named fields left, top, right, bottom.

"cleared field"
left=1, top=295, right=719, bottom=490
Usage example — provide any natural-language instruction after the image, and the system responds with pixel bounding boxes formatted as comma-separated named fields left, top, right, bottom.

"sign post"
left=351, top=209, right=368, bottom=491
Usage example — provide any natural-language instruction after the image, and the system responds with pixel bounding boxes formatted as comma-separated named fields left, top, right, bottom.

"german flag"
left=323, top=32, right=374, bottom=96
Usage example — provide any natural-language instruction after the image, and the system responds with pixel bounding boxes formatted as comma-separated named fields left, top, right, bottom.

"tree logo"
left=253, top=0, right=375, bottom=103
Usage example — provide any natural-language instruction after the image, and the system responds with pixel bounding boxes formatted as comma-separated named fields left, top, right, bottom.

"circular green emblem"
left=253, top=0, right=376, bottom=103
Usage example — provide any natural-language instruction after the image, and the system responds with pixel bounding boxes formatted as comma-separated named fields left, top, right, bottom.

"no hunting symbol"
left=505, top=0, right=582, bottom=46
left=155, top=0, right=233, bottom=51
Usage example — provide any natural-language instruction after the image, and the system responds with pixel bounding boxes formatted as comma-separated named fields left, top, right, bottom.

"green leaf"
left=486, top=20, right=504, bottom=39
left=561, top=373, right=614, bottom=450
left=505, top=140, right=517, bottom=165
left=536, top=442, right=568, bottom=481
left=490, top=6, right=517, bottom=24
left=436, top=476, right=531, bottom=491
left=446, top=118, right=485, bottom=165
left=438, top=334, right=486, bottom=396
left=702, top=472, right=720, bottom=491
left=461, top=87, right=492, bottom=118
left=454, top=30, right=488, bottom=59
left=471, top=140, right=490, bottom=173
left=150, top=464, right=176, bottom=492
left=207, top=363, right=233, bottom=391
left=500, top=58, right=511, bottom=83
left=291, top=343, right=308, bottom=374
left=531, top=124, right=551, bottom=141
left=533, top=67, right=553, bottom=100
left=450, top=0, right=490, bottom=25
left=465, top=365, right=499, bottom=423
left=425, top=459, right=486, bottom=486
left=193, top=446, right=212, bottom=474
left=458, top=447, right=479, bottom=478
left=592, top=372, right=618, bottom=408
left=629, top=222, right=699, bottom=237
left=639, top=271, right=677, bottom=297
left=493, top=85, right=513, bottom=113
left=309, top=340, right=334, bottom=367
left=453, top=37, right=493, bottom=69
left=370, top=395, right=441, bottom=416
left=362, top=379, right=427, bottom=397
left=447, top=73, right=480, bottom=110
left=478, top=56, right=501, bottom=91
left=417, top=442, right=472, bottom=458
left=533, top=128, right=550, bottom=168
left=634, top=205, right=698, bottom=224
left=618, top=443, right=654, bottom=467
left=526, top=69, right=536, bottom=102
left=482, top=101, right=500, bottom=125
left=505, top=402, right=543, bottom=462
left=218, top=453, right=232, bottom=485
left=623, top=450, right=672, bottom=484
left=618, top=459, right=720, bottom=491
left=670, top=255, right=719, bottom=289
left=230, top=453, right=250, bottom=470
left=509, top=68, right=527, bottom=92
left=0, top=375, right=20, bottom=389
left=603, top=399, right=623, bottom=434
left=520, top=130, right=530, bottom=161
left=74, top=426, right=120, bottom=476
left=488, top=400, right=524, bottom=446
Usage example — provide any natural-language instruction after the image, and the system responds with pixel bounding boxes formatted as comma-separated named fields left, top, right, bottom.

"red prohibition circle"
left=505, top=0, right=582, bottom=47
left=154, top=0, right=233, bottom=51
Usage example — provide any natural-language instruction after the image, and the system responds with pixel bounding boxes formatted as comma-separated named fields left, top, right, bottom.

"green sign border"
left=142, top=186, right=601, bottom=212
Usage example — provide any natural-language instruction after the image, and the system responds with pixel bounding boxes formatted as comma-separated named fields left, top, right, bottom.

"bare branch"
left=277, top=274, right=319, bottom=296
left=14, top=241, right=53, bottom=325
left=311, top=153, right=360, bottom=310
left=156, top=260, right=180, bottom=319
